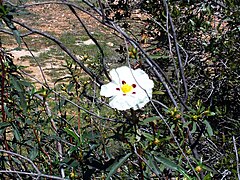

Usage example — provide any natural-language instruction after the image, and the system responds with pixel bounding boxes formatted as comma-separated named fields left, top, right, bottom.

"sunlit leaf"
left=152, top=91, right=165, bottom=95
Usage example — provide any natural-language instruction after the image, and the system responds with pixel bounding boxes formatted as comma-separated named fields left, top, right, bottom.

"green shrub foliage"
left=0, top=0, right=239, bottom=179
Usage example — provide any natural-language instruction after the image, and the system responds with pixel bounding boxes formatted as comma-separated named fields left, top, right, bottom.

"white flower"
left=100, top=66, right=154, bottom=110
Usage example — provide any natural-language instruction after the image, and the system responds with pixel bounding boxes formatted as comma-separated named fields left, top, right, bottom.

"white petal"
left=109, top=95, right=138, bottom=110
left=132, top=88, right=152, bottom=110
left=133, top=69, right=154, bottom=89
left=109, top=68, right=121, bottom=83
left=134, top=85, right=152, bottom=98
left=116, top=66, right=134, bottom=82
left=132, top=95, right=151, bottom=110
left=133, top=68, right=146, bottom=77
left=110, top=66, right=136, bottom=83
left=100, top=82, right=120, bottom=97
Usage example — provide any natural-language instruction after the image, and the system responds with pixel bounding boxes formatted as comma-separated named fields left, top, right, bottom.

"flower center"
left=121, top=84, right=133, bottom=94
left=116, top=81, right=137, bottom=95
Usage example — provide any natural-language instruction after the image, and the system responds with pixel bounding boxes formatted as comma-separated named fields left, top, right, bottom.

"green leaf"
left=12, top=123, right=21, bottom=141
left=2, top=16, right=21, bottom=46
left=202, top=164, right=214, bottom=172
left=64, top=128, right=80, bottom=143
left=12, top=29, right=21, bottom=46
left=70, top=160, right=80, bottom=168
left=209, top=112, right=215, bottom=116
left=142, top=132, right=154, bottom=141
left=203, top=120, right=213, bottom=137
left=29, top=147, right=38, bottom=160
left=10, top=75, right=27, bottom=112
left=155, top=156, right=180, bottom=171
left=142, top=116, right=160, bottom=124
left=183, top=121, right=192, bottom=128
left=149, top=54, right=169, bottom=59
left=3, top=103, right=12, bottom=118
left=106, top=153, right=132, bottom=180
left=148, top=155, right=161, bottom=176
left=19, top=93, right=27, bottom=112
left=152, top=91, right=165, bottom=95
left=0, top=122, right=11, bottom=129
left=11, top=157, right=22, bottom=165
left=190, top=121, right=197, bottom=134
left=155, top=156, right=192, bottom=179
left=10, top=75, right=23, bottom=92
left=203, top=173, right=213, bottom=180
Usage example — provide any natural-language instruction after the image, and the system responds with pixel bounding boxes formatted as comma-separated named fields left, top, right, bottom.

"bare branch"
left=12, top=19, right=104, bottom=86
left=233, top=136, right=240, bottom=180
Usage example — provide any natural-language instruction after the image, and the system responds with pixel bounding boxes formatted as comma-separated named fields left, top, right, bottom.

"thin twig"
left=162, top=0, right=188, bottom=102
left=233, top=136, right=240, bottom=180
left=0, top=170, right=65, bottom=180
left=34, top=94, right=65, bottom=178
left=66, top=4, right=111, bottom=81
left=0, top=150, right=41, bottom=176
left=22, top=39, right=49, bottom=87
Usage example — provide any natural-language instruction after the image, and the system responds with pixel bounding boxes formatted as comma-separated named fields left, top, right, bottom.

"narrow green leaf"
left=209, top=112, right=215, bottom=116
left=148, top=155, right=161, bottom=176
left=155, top=156, right=192, bottom=179
left=11, top=157, right=22, bottom=165
left=152, top=91, right=165, bottom=95
left=12, top=123, right=21, bottom=141
left=143, top=116, right=160, bottom=124
left=10, top=75, right=23, bottom=92
left=10, top=75, right=27, bottom=112
left=29, top=147, right=38, bottom=160
left=183, top=121, right=192, bottom=128
left=190, top=121, right=197, bottom=134
left=0, top=122, right=11, bottom=128
left=4, top=103, right=12, bottom=118
left=2, top=16, right=21, bottom=46
left=10, top=74, right=27, bottom=112
left=19, top=93, right=27, bottom=112
left=149, top=54, right=169, bottom=59
left=64, top=128, right=79, bottom=143
left=106, top=153, right=132, bottom=180
left=142, top=132, right=154, bottom=141
left=202, top=164, right=214, bottom=172
left=70, top=160, right=79, bottom=168
left=203, top=120, right=213, bottom=137
left=12, top=29, right=22, bottom=46
left=155, top=156, right=179, bottom=171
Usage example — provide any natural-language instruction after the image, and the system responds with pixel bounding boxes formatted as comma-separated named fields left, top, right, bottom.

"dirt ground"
left=4, top=2, right=103, bottom=88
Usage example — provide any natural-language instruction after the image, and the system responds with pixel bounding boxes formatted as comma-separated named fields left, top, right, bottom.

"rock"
left=83, top=39, right=95, bottom=45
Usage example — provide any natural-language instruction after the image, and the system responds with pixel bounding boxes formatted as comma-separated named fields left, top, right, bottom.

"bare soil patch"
left=4, top=3, right=103, bottom=88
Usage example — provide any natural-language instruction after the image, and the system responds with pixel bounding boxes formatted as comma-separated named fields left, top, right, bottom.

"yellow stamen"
left=121, top=84, right=133, bottom=94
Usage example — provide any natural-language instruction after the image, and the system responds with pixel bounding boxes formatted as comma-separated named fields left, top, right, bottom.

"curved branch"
left=66, top=4, right=111, bottom=82
left=11, top=19, right=104, bottom=86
